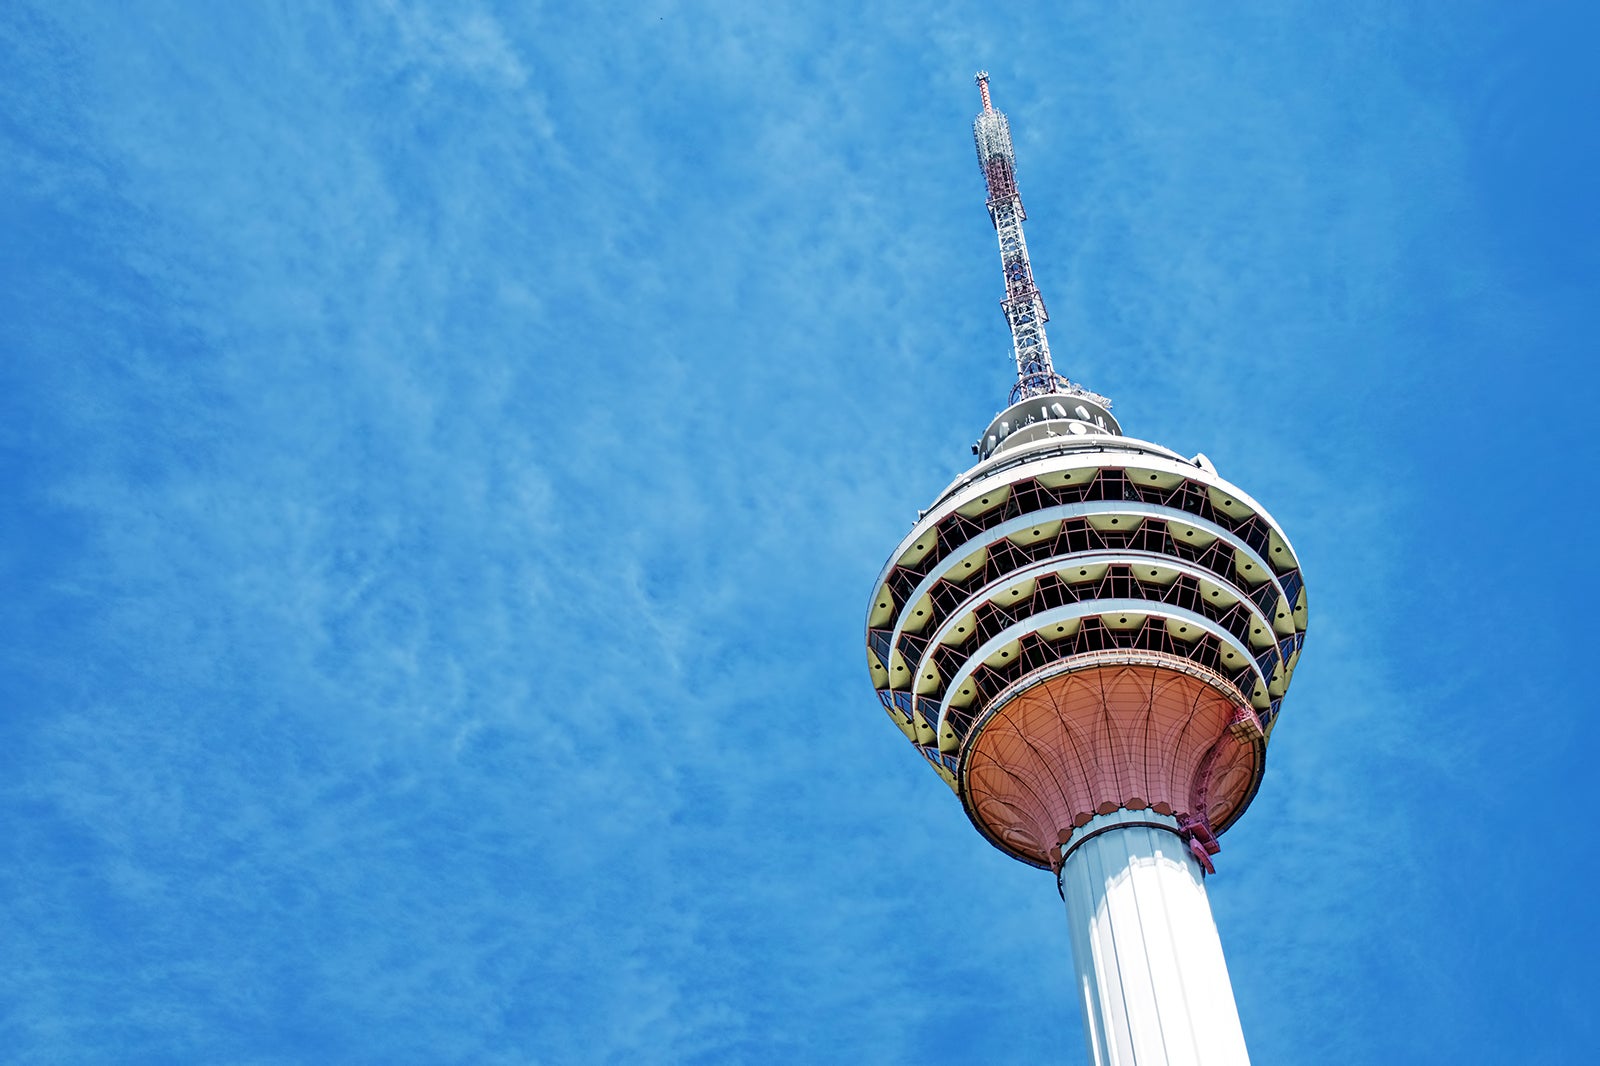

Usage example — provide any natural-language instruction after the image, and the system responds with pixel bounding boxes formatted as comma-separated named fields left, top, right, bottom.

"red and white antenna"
left=973, top=72, right=1108, bottom=408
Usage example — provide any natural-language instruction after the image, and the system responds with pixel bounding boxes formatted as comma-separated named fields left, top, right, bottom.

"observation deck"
left=864, top=411, right=1308, bottom=869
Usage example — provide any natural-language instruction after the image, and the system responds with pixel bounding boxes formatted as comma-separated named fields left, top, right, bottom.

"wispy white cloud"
left=2, top=2, right=1594, bottom=1063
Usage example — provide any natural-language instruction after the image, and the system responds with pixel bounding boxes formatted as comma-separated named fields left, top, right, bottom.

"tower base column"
left=1057, top=809, right=1250, bottom=1066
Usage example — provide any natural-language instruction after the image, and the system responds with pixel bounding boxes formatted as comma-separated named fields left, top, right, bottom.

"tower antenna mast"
left=972, top=71, right=1106, bottom=408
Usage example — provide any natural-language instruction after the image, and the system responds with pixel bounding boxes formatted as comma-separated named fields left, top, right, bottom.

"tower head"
left=865, top=78, right=1309, bottom=871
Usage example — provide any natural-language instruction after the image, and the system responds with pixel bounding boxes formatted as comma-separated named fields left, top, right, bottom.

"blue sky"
left=3, top=3, right=1596, bottom=1063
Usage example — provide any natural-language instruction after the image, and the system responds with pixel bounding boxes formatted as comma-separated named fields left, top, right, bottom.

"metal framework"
left=973, top=72, right=1109, bottom=408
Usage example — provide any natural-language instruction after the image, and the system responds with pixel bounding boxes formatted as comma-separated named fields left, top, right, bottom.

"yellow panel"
left=914, top=659, right=942, bottom=696
left=941, top=612, right=978, bottom=647
left=1267, top=593, right=1292, bottom=636
left=1086, top=513, right=1143, bottom=533
left=885, top=703, right=917, bottom=741
left=1164, top=617, right=1202, bottom=643
left=1197, top=579, right=1238, bottom=608
left=1102, top=611, right=1146, bottom=632
left=1268, top=661, right=1288, bottom=697
left=1248, top=619, right=1275, bottom=650
left=956, top=484, right=1010, bottom=518
left=1233, top=548, right=1269, bottom=587
left=913, top=711, right=938, bottom=746
left=1040, top=617, right=1081, bottom=641
left=888, top=648, right=911, bottom=689
left=1217, top=644, right=1245, bottom=669
left=1136, top=564, right=1180, bottom=587
left=1250, top=680, right=1271, bottom=710
left=994, top=577, right=1036, bottom=607
left=1007, top=519, right=1063, bottom=548
left=1266, top=528, right=1297, bottom=573
left=867, top=648, right=888, bottom=683
left=938, top=721, right=961, bottom=753
left=1207, top=486, right=1256, bottom=520
left=867, top=583, right=895, bottom=628
left=903, top=592, right=935, bottom=635
left=1062, top=562, right=1110, bottom=584
left=1166, top=519, right=1217, bottom=549
left=897, top=532, right=938, bottom=569
left=945, top=545, right=988, bottom=584
left=949, top=675, right=981, bottom=709
left=983, top=639, right=1021, bottom=669
left=1127, top=467, right=1185, bottom=490
left=1036, top=466, right=1098, bottom=489
left=1293, top=587, right=1308, bottom=631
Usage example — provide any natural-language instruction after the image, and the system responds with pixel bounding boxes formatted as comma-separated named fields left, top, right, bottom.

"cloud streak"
left=2, top=2, right=1595, bottom=1063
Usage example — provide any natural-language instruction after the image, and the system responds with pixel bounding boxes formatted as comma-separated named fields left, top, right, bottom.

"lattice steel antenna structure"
left=863, top=74, right=1310, bottom=1066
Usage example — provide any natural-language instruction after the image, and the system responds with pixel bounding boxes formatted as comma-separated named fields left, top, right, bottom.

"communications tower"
left=864, top=74, right=1308, bottom=1065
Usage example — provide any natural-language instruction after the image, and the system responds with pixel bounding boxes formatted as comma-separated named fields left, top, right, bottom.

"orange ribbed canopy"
left=963, top=663, right=1260, bottom=866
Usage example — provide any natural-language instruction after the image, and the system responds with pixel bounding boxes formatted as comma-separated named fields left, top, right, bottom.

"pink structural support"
left=960, top=662, right=1261, bottom=869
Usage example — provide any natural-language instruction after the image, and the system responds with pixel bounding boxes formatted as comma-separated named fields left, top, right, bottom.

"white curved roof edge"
left=934, top=599, right=1266, bottom=736
left=904, top=550, right=1283, bottom=688
left=878, top=502, right=1289, bottom=654
left=871, top=468, right=1298, bottom=604
left=939, top=433, right=1190, bottom=503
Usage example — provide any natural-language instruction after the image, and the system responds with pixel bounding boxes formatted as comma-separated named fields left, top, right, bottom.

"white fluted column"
left=1057, top=809, right=1250, bottom=1066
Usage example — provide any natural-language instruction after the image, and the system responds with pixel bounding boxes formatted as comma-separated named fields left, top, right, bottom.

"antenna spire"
left=975, top=69, right=993, bottom=112
left=971, top=73, right=1108, bottom=408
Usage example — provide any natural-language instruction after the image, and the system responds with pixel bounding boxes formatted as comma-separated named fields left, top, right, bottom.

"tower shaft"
left=1060, top=810, right=1250, bottom=1066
